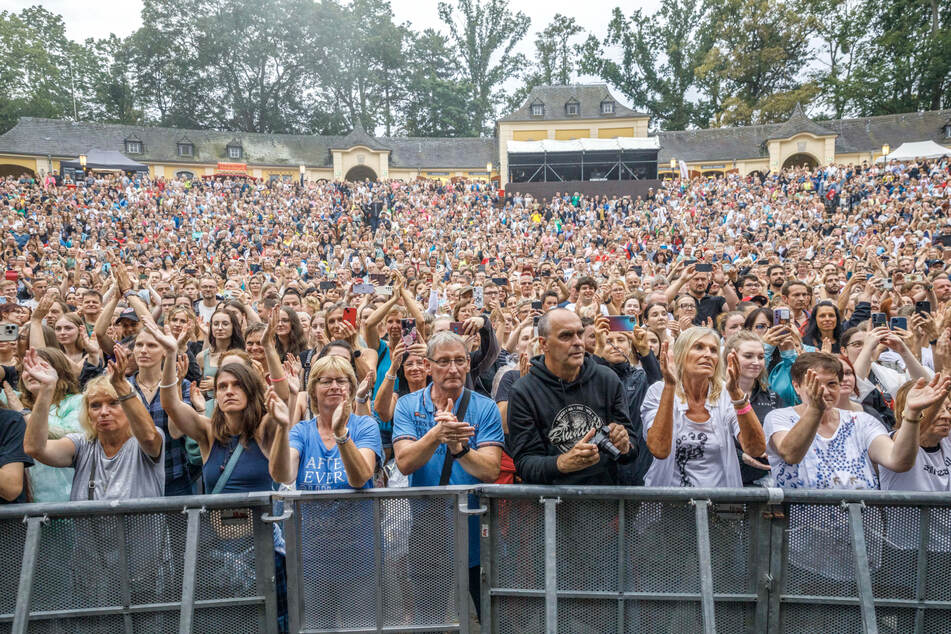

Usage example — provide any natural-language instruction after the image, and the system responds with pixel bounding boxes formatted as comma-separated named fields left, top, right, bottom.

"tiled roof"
left=0, top=118, right=496, bottom=169
left=499, top=84, right=648, bottom=122
left=656, top=109, right=951, bottom=163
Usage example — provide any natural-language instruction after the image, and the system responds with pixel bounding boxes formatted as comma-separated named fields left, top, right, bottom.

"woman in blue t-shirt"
left=274, top=354, right=382, bottom=490
left=272, top=354, right=382, bottom=630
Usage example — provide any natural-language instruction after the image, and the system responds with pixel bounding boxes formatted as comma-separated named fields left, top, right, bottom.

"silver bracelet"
left=731, top=394, right=749, bottom=407
left=385, top=374, right=398, bottom=381
left=159, top=379, right=179, bottom=389
left=334, top=430, right=351, bottom=444
left=355, top=396, right=368, bottom=404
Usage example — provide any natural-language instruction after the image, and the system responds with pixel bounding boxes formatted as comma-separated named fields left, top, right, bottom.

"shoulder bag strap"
left=439, top=389, right=472, bottom=486
left=212, top=441, right=246, bottom=495
left=87, top=443, right=100, bottom=501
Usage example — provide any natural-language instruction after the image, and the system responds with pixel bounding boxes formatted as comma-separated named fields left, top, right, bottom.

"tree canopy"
left=0, top=0, right=949, bottom=136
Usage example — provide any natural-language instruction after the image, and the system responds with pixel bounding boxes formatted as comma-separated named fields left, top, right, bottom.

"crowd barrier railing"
left=5, top=485, right=951, bottom=634
left=278, top=485, right=478, bottom=634
left=0, top=492, right=279, bottom=634
left=477, top=485, right=951, bottom=634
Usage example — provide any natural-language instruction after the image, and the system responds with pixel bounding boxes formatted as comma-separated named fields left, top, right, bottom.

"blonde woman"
left=22, top=346, right=164, bottom=500
left=641, top=327, right=766, bottom=487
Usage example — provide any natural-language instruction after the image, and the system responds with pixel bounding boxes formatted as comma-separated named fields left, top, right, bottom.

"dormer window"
left=177, top=142, right=194, bottom=157
left=601, top=100, right=614, bottom=114
left=531, top=103, right=544, bottom=117
left=565, top=100, right=580, bottom=116
left=226, top=140, right=243, bottom=160
left=124, top=139, right=142, bottom=154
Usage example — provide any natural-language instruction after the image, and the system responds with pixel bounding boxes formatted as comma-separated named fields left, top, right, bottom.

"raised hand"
left=725, top=350, right=743, bottom=399
left=355, top=372, right=374, bottom=402
left=800, top=368, right=828, bottom=412
left=265, top=387, right=291, bottom=428
left=390, top=339, right=406, bottom=370
left=142, top=319, right=179, bottom=352
left=33, top=292, right=55, bottom=322
left=904, top=374, right=951, bottom=415
left=108, top=344, right=131, bottom=388
left=22, top=348, right=58, bottom=394
left=331, top=397, right=352, bottom=437
left=659, top=340, right=676, bottom=385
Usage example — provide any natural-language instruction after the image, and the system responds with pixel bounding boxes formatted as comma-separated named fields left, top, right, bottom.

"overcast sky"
left=9, top=0, right=659, bottom=106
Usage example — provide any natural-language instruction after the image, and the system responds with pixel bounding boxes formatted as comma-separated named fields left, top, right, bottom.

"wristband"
left=268, top=375, right=287, bottom=384
left=735, top=402, right=753, bottom=416
left=385, top=374, right=398, bottom=381
left=333, top=430, right=351, bottom=445
left=355, top=396, right=368, bottom=404
left=159, top=380, right=179, bottom=389
left=451, top=445, right=470, bottom=459
left=731, top=394, right=749, bottom=407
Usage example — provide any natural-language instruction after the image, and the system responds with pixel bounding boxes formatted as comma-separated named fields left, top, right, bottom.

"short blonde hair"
left=78, top=375, right=121, bottom=441
left=306, top=355, right=358, bottom=403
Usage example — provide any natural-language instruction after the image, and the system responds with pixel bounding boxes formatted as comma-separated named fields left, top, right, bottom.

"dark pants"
left=469, top=565, right=481, bottom=621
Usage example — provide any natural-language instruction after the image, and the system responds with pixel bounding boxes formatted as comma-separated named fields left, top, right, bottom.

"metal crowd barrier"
left=0, top=492, right=279, bottom=634
left=478, top=485, right=951, bottom=634
left=279, top=485, right=479, bottom=634
left=5, top=486, right=951, bottom=634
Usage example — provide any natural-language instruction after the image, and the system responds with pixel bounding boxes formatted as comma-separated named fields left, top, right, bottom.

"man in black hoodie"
left=507, top=308, right=637, bottom=484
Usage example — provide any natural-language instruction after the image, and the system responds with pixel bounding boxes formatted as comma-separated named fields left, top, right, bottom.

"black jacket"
left=737, top=383, right=785, bottom=486
left=592, top=352, right=661, bottom=485
left=507, top=354, right=636, bottom=485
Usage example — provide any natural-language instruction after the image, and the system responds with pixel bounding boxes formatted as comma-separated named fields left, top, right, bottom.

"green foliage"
left=509, top=14, right=583, bottom=114
left=578, top=1, right=711, bottom=130
left=437, top=0, right=531, bottom=136
left=1, top=0, right=949, bottom=138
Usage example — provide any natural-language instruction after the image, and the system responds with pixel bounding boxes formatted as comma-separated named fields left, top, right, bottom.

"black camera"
left=589, top=425, right=622, bottom=461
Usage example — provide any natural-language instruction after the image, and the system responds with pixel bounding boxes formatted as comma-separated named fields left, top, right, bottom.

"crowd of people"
left=1, top=156, right=951, bottom=626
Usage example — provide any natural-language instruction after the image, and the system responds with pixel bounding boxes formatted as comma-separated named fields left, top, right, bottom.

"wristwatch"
left=451, top=445, right=470, bottom=459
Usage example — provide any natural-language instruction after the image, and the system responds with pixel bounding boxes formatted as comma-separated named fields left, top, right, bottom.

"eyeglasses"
left=317, top=377, right=350, bottom=387
left=753, top=324, right=768, bottom=331
left=678, top=304, right=697, bottom=311
left=428, top=357, right=469, bottom=368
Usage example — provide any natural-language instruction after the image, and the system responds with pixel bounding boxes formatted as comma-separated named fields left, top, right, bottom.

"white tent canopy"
left=877, top=140, right=951, bottom=162
left=507, top=137, right=661, bottom=154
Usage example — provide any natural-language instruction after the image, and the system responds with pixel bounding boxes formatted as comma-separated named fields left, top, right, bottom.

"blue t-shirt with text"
left=289, top=414, right=383, bottom=490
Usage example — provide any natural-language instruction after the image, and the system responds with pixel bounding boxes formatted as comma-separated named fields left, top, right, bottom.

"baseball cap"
left=115, top=309, right=139, bottom=324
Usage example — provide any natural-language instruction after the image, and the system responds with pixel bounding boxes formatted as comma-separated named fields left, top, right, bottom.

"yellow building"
left=1, top=85, right=950, bottom=185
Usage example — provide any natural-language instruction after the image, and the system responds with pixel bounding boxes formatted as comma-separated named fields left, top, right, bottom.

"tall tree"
left=0, top=7, right=87, bottom=133
left=437, top=0, right=530, bottom=136
left=801, top=0, right=865, bottom=119
left=403, top=30, right=473, bottom=137
left=509, top=14, right=583, bottom=112
left=309, top=0, right=412, bottom=135
left=578, top=1, right=712, bottom=130
left=850, top=0, right=951, bottom=115
left=695, top=0, right=818, bottom=126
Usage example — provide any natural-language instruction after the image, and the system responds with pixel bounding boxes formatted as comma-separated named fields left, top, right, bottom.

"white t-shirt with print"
left=880, top=437, right=951, bottom=551
left=763, top=407, right=887, bottom=490
left=641, top=382, right=742, bottom=488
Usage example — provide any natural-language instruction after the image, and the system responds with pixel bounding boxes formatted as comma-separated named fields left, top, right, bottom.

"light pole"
left=79, top=154, right=87, bottom=181
left=299, top=164, right=305, bottom=186
left=881, top=144, right=890, bottom=163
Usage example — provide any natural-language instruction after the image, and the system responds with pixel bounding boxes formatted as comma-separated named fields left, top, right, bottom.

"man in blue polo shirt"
left=393, top=331, right=503, bottom=623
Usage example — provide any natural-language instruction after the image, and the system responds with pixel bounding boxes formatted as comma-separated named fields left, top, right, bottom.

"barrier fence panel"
left=479, top=486, right=951, bottom=634
left=280, top=486, right=476, bottom=634
left=0, top=492, right=278, bottom=634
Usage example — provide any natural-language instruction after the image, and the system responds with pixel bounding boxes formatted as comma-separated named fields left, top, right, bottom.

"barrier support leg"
left=178, top=507, right=204, bottom=634
left=455, top=492, right=471, bottom=632
left=847, top=502, right=878, bottom=634
left=12, top=515, right=46, bottom=634
left=913, top=506, right=931, bottom=633
left=543, top=497, right=559, bottom=634
left=285, top=501, right=303, bottom=634
left=692, top=499, right=717, bottom=634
